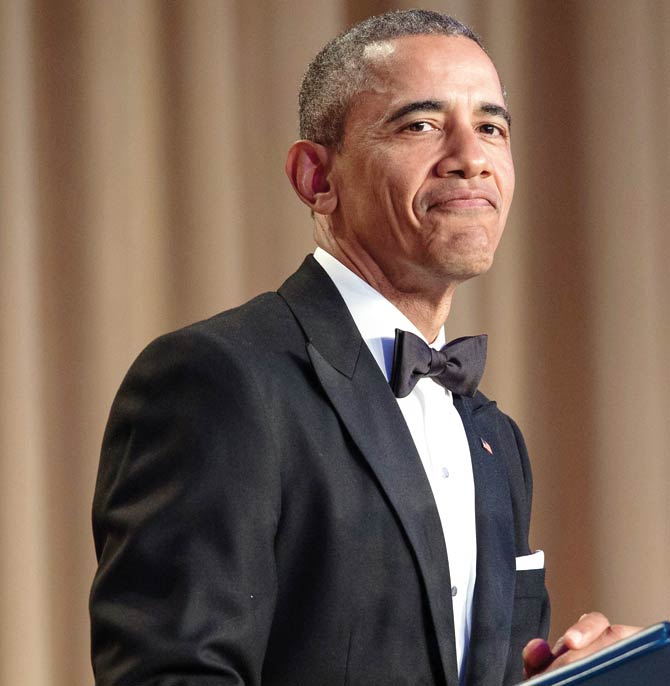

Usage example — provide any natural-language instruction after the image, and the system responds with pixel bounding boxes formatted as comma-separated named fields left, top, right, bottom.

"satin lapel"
left=279, top=257, right=460, bottom=686
left=455, top=395, right=516, bottom=686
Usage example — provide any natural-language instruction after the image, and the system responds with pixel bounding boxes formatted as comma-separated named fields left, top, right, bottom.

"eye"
left=478, top=123, right=506, bottom=137
left=404, top=121, right=437, bottom=133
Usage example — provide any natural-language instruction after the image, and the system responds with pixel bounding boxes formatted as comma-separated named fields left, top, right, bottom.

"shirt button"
left=441, top=467, right=450, bottom=478
left=451, top=585, right=458, bottom=597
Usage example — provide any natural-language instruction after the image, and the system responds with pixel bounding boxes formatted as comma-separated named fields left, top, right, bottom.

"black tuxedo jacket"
left=91, top=256, right=549, bottom=686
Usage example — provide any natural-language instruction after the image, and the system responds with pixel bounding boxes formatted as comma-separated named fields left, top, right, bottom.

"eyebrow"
left=479, top=103, right=512, bottom=128
left=386, top=100, right=445, bottom=123
left=385, top=99, right=512, bottom=129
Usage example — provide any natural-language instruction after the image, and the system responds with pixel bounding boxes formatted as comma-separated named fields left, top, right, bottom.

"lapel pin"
left=480, top=437, right=493, bottom=455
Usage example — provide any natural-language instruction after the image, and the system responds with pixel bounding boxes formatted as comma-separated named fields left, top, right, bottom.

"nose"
left=435, top=125, right=490, bottom=179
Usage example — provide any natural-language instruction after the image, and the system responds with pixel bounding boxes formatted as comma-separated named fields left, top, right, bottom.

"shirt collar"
left=313, top=247, right=446, bottom=380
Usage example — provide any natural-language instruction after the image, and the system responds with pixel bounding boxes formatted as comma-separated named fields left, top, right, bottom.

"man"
left=90, top=9, right=636, bottom=686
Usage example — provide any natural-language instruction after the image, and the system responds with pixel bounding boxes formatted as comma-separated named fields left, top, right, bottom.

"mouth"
left=426, top=188, right=499, bottom=212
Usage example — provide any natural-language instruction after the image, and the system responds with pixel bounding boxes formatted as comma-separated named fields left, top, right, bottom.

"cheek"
left=498, top=156, right=515, bottom=204
left=369, top=160, right=419, bottom=217
left=334, top=146, right=428, bottom=227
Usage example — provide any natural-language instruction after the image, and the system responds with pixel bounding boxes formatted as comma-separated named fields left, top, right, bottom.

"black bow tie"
left=389, top=329, right=487, bottom=399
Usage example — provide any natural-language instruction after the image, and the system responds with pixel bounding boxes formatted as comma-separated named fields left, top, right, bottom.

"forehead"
left=354, top=34, right=504, bottom=112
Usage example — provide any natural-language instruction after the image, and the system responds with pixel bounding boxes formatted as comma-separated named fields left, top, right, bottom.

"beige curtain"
left=1, top=1, right=668, bottom=684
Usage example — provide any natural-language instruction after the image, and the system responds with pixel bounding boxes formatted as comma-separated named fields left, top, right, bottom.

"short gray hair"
left=298, top=9, right=487, bottom=148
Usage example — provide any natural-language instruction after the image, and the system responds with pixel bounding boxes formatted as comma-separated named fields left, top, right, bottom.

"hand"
left=522, top=611, right=642, bottom=679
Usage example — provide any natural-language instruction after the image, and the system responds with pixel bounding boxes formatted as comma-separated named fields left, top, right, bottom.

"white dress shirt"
left=314, top=248, right=477, bottom=681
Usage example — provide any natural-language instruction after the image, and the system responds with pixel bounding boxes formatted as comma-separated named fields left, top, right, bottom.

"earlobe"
left=285, top=141, right=337, bottom=215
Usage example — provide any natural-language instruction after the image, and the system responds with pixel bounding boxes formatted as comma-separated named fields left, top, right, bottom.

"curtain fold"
left=1, top=2, right=668, bottom=684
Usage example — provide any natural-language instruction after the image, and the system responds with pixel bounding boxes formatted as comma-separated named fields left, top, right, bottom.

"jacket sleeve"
left=90, top=328, right=280, bottom=686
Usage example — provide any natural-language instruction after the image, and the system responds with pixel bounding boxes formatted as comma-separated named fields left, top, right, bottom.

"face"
left=327, top=35, right=515, bottom=291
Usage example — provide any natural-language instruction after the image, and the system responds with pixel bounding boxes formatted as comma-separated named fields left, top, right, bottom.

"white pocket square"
left=515, top=550, right=545, bottom=570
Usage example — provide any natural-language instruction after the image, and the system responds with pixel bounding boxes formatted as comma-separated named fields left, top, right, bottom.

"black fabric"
left=90, top=256, right=549, bottom=686
left=390, top=329, right=488, bottom=398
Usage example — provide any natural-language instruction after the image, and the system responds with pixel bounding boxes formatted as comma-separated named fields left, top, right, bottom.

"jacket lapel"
left=279, top=257, right=460, bottom=686
left=455, top=395, right=516, bottom=686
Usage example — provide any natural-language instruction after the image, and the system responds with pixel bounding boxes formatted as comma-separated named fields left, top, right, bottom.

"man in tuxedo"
left=90, top=9, right=636, bottom=686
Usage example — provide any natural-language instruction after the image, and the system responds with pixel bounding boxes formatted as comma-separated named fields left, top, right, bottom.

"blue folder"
left=518, top=621, right=670, bottom=685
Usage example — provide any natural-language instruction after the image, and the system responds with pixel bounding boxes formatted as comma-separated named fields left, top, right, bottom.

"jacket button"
left=451, top=585, right=458, bottom=597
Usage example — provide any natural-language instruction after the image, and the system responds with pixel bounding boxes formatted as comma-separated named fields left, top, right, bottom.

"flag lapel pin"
left=480, top=437, right=493, bottom=455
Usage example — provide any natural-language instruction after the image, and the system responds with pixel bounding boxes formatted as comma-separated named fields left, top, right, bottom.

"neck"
left=382, top=288, right=454, bottom=343
left=315, top=232, right=457, bottom=343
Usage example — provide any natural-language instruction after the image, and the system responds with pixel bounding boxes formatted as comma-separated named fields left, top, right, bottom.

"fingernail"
left=566, top=629, right=583, bottom=646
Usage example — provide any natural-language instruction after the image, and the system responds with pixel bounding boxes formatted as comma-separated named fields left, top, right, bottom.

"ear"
left=285, top=140, right=337, bottom=215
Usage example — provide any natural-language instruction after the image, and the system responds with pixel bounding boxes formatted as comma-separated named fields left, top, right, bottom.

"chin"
left=427, top=226, right=498, bottom=270
left=447, top=261, right=493, bottom=283
left=428, top=246, right=496, bottom=283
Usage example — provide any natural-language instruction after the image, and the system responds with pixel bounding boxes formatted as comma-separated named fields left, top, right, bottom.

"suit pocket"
left=514, top=567, right=546, bottom=599
left=504, top=569, right=548, bottom=684
left=512, top=568, right=547, bottom=638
